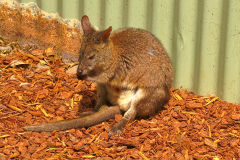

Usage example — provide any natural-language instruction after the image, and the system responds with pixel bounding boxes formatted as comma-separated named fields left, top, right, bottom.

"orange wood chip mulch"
left=0, top=38, right=240, bottom=159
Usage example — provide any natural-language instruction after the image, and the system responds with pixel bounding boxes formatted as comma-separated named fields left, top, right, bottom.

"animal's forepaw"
left=107, top=122, right=125, bottom=141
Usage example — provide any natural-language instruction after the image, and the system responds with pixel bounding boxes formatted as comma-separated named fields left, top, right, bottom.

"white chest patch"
left=118, top=89, right=144, bottom=111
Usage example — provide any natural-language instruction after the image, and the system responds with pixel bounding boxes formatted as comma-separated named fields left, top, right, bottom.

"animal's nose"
left=77, top=66, right=87, bottom=80
left=77, top=67, right=83, bottom=77
left=77, top=68, right=83, bottom=74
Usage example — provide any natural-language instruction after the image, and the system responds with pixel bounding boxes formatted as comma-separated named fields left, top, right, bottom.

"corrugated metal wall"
left=18, top=0, right=240, bottom=103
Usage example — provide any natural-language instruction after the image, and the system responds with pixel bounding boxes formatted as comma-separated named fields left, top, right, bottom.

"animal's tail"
left=24, top=105, right=121, bottom=132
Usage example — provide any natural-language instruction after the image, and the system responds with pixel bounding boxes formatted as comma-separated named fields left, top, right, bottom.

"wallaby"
left=24, top=15, right=173, bottom=138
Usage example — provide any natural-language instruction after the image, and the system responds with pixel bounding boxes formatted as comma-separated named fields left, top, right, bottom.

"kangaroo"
left=24, top=15, right=173, bottom=138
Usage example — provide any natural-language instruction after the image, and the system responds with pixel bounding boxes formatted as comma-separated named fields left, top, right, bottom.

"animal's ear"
left=81, top=15, right=94, bottom=34
left=100, top=26, right=112, bottom=42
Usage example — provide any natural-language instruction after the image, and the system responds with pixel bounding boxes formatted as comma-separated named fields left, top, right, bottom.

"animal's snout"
left=77, top=68, right=83, bottom=74
left=77, top=66, right=88, bottom=80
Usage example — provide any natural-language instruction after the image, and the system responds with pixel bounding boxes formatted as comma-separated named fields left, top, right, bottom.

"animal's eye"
left=88, top=55, right=95, bottom=60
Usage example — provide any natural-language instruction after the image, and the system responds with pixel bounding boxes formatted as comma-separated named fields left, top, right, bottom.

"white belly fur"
left=118, top=89, right=144, bottom=111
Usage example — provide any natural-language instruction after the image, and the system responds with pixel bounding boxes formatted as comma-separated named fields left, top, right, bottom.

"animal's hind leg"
left=136, top=86, right=170, bottom=118
left=108, top=86, right=170, bottom=138
left=108, top=103, right=137, bottom=138
left=108, top=88, right=144, bottom=138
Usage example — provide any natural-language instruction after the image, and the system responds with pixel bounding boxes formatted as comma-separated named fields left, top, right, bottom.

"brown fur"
left=24, top=15, right=173, bottom=138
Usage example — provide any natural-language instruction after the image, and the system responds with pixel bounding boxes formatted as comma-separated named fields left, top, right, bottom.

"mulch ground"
left=0, top=37, right=240, bottom=160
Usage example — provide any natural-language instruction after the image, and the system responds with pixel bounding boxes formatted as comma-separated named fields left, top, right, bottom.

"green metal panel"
left=199, top=0, right=222, bottom=96
left=152, top=0, right=175, bottom=58
left=127, top=0, right=148, bottom=28
left=40, top=0, right=58, bottom=13
left=104, top=0, right=124, bottom=29
left=173, top=0, right=198, bottom=90
left=62, top=0, right=81, bottom=19
left=223, top=0, right=240, bottom=103
left=84, top=0, right=103, bottom=28
left=20, top=0, right=38, bottom=3
left=13, top=0, right=240, bottom=103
